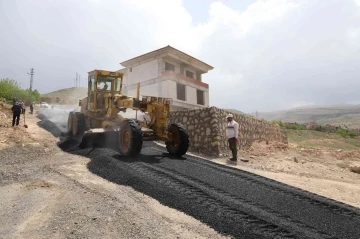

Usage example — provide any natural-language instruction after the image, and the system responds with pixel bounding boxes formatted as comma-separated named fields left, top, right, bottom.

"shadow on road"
left=112, top=151, right=186, bottom=164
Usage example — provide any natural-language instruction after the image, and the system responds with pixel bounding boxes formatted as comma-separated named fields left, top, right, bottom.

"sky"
left=1, top=0, right=360, bottom=113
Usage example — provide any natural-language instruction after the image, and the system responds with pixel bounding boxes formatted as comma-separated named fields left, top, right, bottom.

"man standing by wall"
left=226, top=114, right=239, bottom=163
left=11, top=100, right=23, bottom=126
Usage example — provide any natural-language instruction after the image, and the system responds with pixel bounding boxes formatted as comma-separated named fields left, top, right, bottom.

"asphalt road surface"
left=38, top=111, right=360, bottom=239
left=55, top=139, right=360, bottom=239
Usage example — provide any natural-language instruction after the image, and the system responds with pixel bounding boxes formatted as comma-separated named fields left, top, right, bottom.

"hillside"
left=42, top=87, right=87, bottom=98
left=224, top=108, right=254, bottom=118
left=41, top=87, right=88, bottom=103
left=252, top=104, right=360, bottom=128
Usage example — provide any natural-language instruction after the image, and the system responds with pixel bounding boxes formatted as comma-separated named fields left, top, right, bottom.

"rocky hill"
left=253, top=104, right=360, bottom=128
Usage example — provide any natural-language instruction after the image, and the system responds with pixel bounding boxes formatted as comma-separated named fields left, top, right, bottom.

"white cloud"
left=198, top=0, right=300, bottom=38
left=1, top=0, right=360, bottom=112
left=118, top=0, right=202, bottom=54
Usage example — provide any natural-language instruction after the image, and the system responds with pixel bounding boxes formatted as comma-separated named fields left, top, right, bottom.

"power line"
left=74, top=72, right=83, bottom=88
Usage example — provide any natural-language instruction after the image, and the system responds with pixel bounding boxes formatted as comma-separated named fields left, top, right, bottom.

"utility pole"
left=27, top=68, right=34, bottom=102
left=74, top=72, right=80, bottom=88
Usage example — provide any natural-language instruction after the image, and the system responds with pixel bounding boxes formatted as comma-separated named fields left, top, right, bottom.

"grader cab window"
left=97, top=81, right=112, bottom=91
left=97, top=75, right=115, bottom=91
left=89, top=75, right=95, bottom=91
left=88, top=75, right=95, bottom=109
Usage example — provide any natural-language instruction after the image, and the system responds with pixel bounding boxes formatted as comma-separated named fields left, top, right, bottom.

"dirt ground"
left=1, top=105, right=360, bottom=238
left=0, top=105, right=228, bottom=239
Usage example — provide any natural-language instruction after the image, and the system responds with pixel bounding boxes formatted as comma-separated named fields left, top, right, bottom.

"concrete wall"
left=127, top=59, right=159, bottom=85
left=163, top=80, right=208, bottom=108
left=169, top=107, right=288, bottom=157
left=204, top=91, right=209, bottom=107
left=128, top=83, right=159, bottom=98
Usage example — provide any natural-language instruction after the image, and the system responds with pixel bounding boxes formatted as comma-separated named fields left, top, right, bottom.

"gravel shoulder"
left=0, top=108, right=227, bottom=239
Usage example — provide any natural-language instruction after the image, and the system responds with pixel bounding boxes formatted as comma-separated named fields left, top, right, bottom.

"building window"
left=177, top=83, right=186, bottom=101
left=165, top=62, right=175, bottom=71
left=197, top=90, right=204, bottom=105
left=185, top=70, right=194, bottom=79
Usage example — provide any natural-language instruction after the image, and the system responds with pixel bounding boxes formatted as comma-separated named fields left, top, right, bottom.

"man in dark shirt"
left=11, top=101, right=23, bottom=126
left=30, top=102, right=34, bottom=114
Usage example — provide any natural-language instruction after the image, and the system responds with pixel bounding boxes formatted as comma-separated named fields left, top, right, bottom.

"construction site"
left=2, top=1, right=360, bottom=236
left=1, top=66, right=360, bottom=238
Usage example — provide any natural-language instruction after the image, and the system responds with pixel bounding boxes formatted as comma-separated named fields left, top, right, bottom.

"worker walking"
left=30, top=102, right=34, bottom=114
left=11, top=100, right=23, bottom=126
left=226, top=114, right=239, bottom=162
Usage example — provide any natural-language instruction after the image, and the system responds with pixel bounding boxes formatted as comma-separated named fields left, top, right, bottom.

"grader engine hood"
left=112, top=95, right=172, bottom=112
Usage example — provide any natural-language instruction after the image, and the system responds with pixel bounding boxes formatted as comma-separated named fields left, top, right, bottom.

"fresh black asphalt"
left=39, top=112, right=360, bottom=239
left=57, top=140, right=360, bottom=239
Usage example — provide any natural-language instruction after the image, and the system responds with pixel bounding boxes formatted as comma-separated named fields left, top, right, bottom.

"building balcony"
left=161, top=70, right=209, bottom=89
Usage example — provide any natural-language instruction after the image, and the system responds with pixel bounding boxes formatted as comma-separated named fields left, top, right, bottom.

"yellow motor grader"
left=67, top=69, right=189, bottom=157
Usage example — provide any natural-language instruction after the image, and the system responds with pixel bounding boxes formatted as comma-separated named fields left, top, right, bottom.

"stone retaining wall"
left=169, top=106, right=288, bottom=157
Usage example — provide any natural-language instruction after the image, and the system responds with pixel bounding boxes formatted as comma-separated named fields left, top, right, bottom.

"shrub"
left=272, top=120, right=359, bottom=138
left=335, top=128, right=358, bottom=138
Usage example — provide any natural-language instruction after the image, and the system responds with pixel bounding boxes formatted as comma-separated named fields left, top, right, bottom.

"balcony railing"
left=161, top=70, right=209, bottom=89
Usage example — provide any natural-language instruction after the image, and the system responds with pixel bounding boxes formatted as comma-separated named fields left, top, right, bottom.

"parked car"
left=40, top=102, right=50, bottom=108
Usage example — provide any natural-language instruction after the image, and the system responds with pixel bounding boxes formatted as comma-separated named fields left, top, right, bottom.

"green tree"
left=0, top=78, right=22, bottom=100
left=0, top=78, right=41, bottom=104
left=31, top=89, right=40, bottom=101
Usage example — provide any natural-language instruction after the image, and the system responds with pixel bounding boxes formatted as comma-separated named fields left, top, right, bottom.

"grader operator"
left=67, top=69, right=189, bottom=157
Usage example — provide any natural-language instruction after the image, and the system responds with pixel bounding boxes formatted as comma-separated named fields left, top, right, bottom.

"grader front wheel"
left=166, top=123, right=189, bottom=156
left=118, top=119, right=143, bottom=157
left=67, top=112, right=74, bottom=135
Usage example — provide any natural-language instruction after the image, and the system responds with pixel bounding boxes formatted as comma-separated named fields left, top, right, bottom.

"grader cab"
left=67, top=69, right=189, bottom=157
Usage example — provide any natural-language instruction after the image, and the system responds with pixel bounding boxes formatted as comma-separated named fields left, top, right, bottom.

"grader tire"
left=67, top=112, right=74, bottom=135
left=118, top=119, right=143, bottom=157
left=72, top=113, right=86, bottom=137
left=166, top=123, right=189, bottom=157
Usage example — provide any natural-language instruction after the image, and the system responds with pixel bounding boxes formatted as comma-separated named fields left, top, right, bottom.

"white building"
left=118, top=45, right=214, bottom=111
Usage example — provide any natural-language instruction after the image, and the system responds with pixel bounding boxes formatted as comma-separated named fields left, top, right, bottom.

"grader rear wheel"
left=118, top=119, right=143, bottom=157
left=166, top=123, right=189, bottom=156
left=72, top=113, right=86, bottom=136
